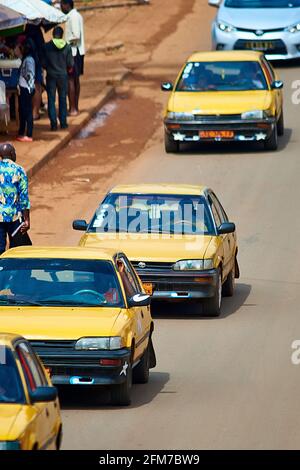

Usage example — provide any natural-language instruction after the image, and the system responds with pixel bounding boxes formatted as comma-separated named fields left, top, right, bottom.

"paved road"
left=30, top=0, right=300, bottom=449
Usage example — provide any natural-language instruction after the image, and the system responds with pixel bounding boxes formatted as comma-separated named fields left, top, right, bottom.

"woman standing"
left=16, top=39, right=35, bottom=142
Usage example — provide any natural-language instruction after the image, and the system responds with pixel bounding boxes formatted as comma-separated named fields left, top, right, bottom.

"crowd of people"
left=0, top=0, right=85, bottom=141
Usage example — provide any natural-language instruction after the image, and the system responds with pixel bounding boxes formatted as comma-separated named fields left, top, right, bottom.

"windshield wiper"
left=0, top=298, right=44, bottom=306
left=38, top=299, right=107, bottom=307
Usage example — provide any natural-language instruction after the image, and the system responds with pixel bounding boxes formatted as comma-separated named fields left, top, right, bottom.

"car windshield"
left=89, top=193, right=216, bottom=235
left=176, top=61, right=267, bottom=92
left=0, top=259, right=124, bottom=307
left=224, top=0, right=300, bottom=7
left=0, top=347, right=25, bottom=404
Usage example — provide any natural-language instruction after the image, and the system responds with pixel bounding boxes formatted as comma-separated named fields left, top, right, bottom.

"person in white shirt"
left=61, top=0, right=85, bottom=116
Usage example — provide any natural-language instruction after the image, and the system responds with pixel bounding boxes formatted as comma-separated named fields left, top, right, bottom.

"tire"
left=164, top=131, right=179, bottom=153
left=133, top=343, right=150, bottom=384
left=56, top=427, right=62, bottom=450
left=203, top=269, right=222, bottom=317
left=277, top=111, right=284, bottom=136
left=222, top=264, right=235, bottom=297
left=264, top=124, right=278, bottom=151
left=111, top=361, right=132, bottom=406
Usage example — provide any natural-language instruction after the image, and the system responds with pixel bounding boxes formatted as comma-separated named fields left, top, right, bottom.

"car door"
left=117, top=255, right=148, bottom=363
left=211, top=191, right=236, bottom=275
left=207, top=192, right=231, bottom=279
left=15, top=342, right=52, bottom=450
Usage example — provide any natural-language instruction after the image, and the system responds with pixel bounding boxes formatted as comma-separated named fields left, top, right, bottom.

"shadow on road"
left=58, top=371, right=169, bottom=410
left=151, top=282, right=251, bottom=320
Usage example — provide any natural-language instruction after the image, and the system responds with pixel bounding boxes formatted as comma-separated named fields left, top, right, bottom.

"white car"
left=210, top=0, right=300, bottom=60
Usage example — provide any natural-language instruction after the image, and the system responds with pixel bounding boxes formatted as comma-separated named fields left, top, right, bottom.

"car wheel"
left=111, top=361, right=132, bottom=406
left=55, top=427, right=62, bottom=450
left=203, top=269, right=222, bottom=317
left=277, top=111, right=284, bottom=136
left=133, top=341, right=150, bottom=384
left=222, top=264, right=235, bottom=297
left=264, top=124, right=278, bottom=151
left=165, top=131, right=179, bottom=153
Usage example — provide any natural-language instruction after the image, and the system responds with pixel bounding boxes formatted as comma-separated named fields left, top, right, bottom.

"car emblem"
left=138, top=262, right=146, bottom=269
left=255, top=30, right=264, bottom=36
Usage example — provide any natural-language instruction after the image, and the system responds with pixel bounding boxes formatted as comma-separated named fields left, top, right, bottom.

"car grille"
left=41, top=356, right=102, bottom=367
left=235, top=27, right=285, bottom=34
left=131, top=261, right=174, bottom=273
left=234, top=39, right=287, bottom=55
left=30, top=340, right=76, bottom=351
left=194, top=114, right=241, bottom=121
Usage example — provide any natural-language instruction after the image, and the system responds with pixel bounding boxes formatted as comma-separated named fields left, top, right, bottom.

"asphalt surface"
left=29, top=0, right=300, bottom=449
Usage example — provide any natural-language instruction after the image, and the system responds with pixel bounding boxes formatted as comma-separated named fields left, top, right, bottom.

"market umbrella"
left=0, top=0, right=66, bottom=25
left=0, top=4, right=26, bottom=36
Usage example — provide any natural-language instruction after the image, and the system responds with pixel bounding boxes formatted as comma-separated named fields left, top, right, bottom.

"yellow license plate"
left=200, top=130, right=234, bottom=139
left=245, top=41, right=274, bottom=50
left=143, top=283, right=153, bottom=295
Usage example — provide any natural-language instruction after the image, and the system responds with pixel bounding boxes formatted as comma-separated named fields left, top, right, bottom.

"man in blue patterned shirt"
left=0, top=143, right=31, bottom=254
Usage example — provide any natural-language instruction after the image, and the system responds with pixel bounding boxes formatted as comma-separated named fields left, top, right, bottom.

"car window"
left=117, top=257, right=139, bottom=299
left=225, top=0, right=300, bottom=7
left=16, top=343, right=39, bottom=391
left=261, top=58, right=275, bottom=84
left=210, top=192, right=228, bottom=223
left=176, top=61, right=267, bottom=92
left=208, top=195, right=222, bottom=228
left=0, top=347, right=25, bottom=404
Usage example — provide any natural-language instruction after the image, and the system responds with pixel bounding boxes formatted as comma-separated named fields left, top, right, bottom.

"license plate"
left=200, top=130, right=234, bottom=139
left=244, top=41, right=274, bottom=51
left=143, top=282, right=153, bottom=295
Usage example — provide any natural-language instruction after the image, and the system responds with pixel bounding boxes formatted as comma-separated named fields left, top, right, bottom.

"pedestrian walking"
left=61, top=0, right=85, bottom=116
left=0, top=143, right=31, bottom=254
left=15, top=39, right=36, bottom=142
left=42, top=26, right=74, bottom=131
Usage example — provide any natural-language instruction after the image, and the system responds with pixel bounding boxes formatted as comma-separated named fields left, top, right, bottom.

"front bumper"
left=31, top=344, right=131, bottom=386
left=138, top=268, right=218, bottom=300
left=212, top=22, right=300, bottom=60
left=164, top=117, right=275, bottom=143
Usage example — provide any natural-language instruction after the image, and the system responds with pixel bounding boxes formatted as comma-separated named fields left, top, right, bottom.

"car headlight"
left=167, top=111, right=195, bottom=121
left=241, top=110, right=266, bottom=120
left=173, top=259, right=214, bottom=271
left=0, top=441, right=21, bottom=450
left=75, top=337, right=122, bottom=350
left=217, top=21, right=237, bottom=33
left=285, top=23, right=300, bottom=33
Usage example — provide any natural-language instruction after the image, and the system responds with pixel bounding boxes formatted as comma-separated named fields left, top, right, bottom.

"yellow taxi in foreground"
left=0, top=333, right=62, bottom=450
left=73, top=184, right=239, bottom=317
left=161, top=50, right=283, bottom=152
left=0, top=247, right=155, bottom=406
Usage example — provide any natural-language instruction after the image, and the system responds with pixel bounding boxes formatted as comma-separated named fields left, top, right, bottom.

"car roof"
left=187, top=50, right=263, bottom=62
left=110, top=184, right=207, bottom=196
left=0, top=246, right=119, bottom=261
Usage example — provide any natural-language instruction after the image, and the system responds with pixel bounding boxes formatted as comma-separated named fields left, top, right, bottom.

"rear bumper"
left=139, top=268, right=218, bottom=300
left=164, top=118, right=275, bottom=143
left=32, top=346, right=131, bottom=386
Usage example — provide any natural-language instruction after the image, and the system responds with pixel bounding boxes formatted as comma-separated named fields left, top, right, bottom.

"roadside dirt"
left=29, top=0, right=201, bottom=245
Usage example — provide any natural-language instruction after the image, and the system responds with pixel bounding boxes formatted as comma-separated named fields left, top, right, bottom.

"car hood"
left=0, top=307, right=123, bottom=340
left=80, top=233, right=214, bottom=261
left=218, top=5, right=300, bottom=29
left=170, top=90, right=272, bottom=115
left=0, top=405, right=23, bottom=441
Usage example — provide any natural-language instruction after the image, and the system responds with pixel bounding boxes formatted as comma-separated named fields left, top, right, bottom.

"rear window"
left=0, top=346, right=25, bottom=404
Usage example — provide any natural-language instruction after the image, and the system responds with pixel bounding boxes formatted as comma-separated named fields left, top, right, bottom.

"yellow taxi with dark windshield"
left=73, top=184, right=239, bottom=317
left=161, top=50, right=283, bottom=152
left=0, top=247, right=156, bottom=406
left=0, top=333, right=62, bottom=450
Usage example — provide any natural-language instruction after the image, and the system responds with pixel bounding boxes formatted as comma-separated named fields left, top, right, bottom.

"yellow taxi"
left=0, top=333, right=62, bottom=450
left=0, top=247, right=155, bottom=406
left=161, top=50, right=284, bottom=152
left=73, top=184, right=239, bottom=317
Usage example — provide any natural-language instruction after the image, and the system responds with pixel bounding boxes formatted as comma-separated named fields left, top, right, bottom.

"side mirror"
left=271, top=80, right=283, bottom=90
left=128, top=293, right=151, bottom=307
left=208, top=0, right=221, bottom=7
left=73, top=219, right=88, bottom=231
left=30, top=386, right=57, bottom=403
left=218, top=222, right=236, bottom=234
left=161, top=82, right=173, bottom=91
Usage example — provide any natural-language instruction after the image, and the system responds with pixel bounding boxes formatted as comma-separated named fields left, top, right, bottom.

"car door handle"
left=140, top=311, right=144, bottom=318
left=46, top=408, right=50, bottom=418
